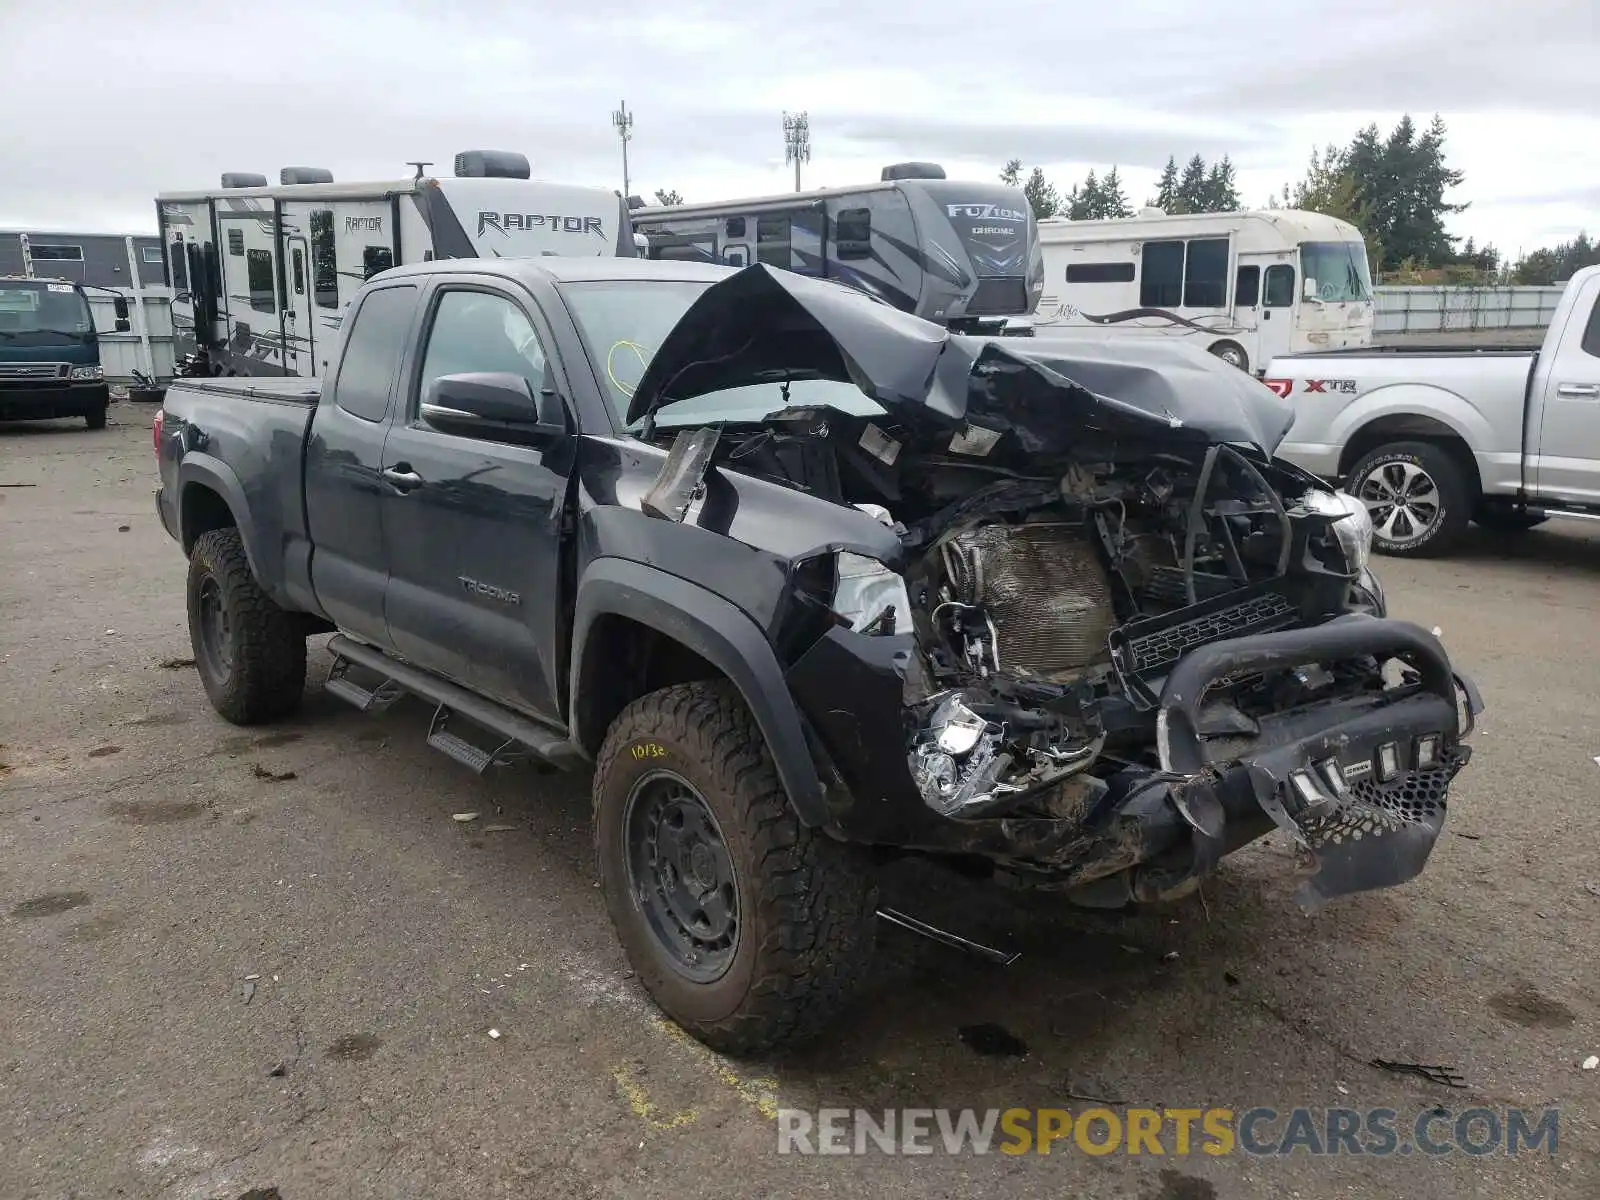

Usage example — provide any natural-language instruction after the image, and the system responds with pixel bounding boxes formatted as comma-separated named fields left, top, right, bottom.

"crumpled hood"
left=626, top=264, right=1296, bottom=456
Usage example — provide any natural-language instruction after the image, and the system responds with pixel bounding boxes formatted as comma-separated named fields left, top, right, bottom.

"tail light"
left=153, top=409, right=164, bottom=455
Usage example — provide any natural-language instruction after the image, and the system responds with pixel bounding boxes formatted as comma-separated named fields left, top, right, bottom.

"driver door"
left=380, top=278, right=574, bottom=721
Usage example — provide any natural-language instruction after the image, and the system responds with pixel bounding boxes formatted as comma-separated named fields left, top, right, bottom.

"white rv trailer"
left=156, top=151, right=632, bottom=378
left=1027, top=207, right=1374, bottom=374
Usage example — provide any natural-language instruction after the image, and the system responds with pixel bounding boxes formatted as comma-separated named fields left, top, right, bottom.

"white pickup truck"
left=1266, top=264, right=1600, bottom=556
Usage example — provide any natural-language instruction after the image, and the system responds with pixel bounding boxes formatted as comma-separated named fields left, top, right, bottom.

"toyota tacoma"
left=155, top=258, right=1481, bottom=1053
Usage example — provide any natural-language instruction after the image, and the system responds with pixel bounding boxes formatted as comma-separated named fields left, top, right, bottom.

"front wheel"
left=187, top=527, right=307, bottom=724
left=85, top=407, right=107, bottom=431
left=1345, top=441, right=1472, bottom=558
left=593, top=680, right=877, bottom=1055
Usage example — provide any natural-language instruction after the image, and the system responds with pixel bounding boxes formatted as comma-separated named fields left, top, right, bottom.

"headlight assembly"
left=70, top=365, right=104, bottom=381
left=1306, top=488, right=1373, bottom=572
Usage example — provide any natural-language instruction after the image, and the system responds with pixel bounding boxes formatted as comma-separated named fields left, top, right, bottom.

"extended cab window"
left=419, top=291, right=550, bottom=407
left=331, top=285, right=418, bottom=423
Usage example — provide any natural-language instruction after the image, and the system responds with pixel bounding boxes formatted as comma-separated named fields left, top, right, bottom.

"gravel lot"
left=2, top=405, right=1596, bottom=1200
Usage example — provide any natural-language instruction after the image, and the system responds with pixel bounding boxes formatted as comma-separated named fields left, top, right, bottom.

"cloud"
left=1, top=0, right=1595, bottom=255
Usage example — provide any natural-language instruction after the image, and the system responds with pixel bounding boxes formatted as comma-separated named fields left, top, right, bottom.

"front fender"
left=571, top=557, right=829, bottom=826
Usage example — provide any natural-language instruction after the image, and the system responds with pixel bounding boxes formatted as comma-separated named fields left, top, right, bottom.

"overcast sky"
left=4, top=0, right=1596, bottom=259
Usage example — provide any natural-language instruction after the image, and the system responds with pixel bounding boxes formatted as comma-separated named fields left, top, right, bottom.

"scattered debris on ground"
left=1370, top=1059, right=1466, bottom=1088
left=249, top=764, right=297, bottom=783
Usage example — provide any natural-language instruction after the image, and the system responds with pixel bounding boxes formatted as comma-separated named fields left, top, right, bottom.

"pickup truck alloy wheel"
left=1346, top=442, right=1469, bottom=557
left=624, top=770, right=740, bottom=982
left=593, top=680, right=877, bottom=1054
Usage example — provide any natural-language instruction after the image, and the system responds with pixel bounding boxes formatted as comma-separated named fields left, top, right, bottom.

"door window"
left=331, top=285, right=419, bottom=422
left=1234, top=265, right=1260, bottom=307
left=1580, top=294, right=1600, bottom=359
left=419, top=290, right=551, bottom=409
left=1264, top=264, right=1296, bottom=307
left=246, top=249, right=276, bottom=313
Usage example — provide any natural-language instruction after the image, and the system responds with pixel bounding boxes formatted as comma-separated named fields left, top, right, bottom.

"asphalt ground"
left=2, top=404, right=1596, bottom=1199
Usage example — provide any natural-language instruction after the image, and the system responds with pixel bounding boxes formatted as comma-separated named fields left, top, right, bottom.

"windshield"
left=1299, top=241, right=1373, bottom=303
left=0, top=280, right=93, bottom=340
left=558, top=279, right=711, bottom=422
left=559, top=277, right=887, bottom=430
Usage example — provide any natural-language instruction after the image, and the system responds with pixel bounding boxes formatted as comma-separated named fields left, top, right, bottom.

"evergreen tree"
left=1067, top=169, right=1101, bottom=220
left=1099, top=166, right=1132, bottom=218
left=1151, top=156, right=1180, bottom=210
left=1175, top=155, right=1208, bottom=214
left=652, top=188, right=684, bottom=206
left=1511, top=233, right=1599, bottom=285
left=1202, top=156, right=1240, bottom=212
left=999, top=159, right=1023, bottom=188
left=1023, top=166, right=1060, bottom=219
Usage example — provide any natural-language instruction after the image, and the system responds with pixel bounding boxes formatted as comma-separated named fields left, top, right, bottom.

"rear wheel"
left=1345, top=441, right=1472, bottom=558
left=1208, top=341, right=1249, bottom=373
left=593, top=680, right=877, bottom=1055
left=186, top=527, right=307, bottom=724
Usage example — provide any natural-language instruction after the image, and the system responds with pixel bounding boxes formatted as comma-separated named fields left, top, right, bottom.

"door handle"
left=381, top=466, right=424, bottom=492
left=1555, top=382, right=1600, bottom=399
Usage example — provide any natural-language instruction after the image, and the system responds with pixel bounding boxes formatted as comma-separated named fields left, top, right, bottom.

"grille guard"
left=1152, top=614, right=1482, bottom=912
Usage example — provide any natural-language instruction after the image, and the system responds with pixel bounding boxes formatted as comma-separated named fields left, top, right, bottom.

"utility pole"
left=611, top=101, right=634, bottom=199
left=783, top=111, right=810, bottom=192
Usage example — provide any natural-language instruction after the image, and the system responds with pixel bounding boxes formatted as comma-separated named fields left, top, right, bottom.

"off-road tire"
left=186, top=527, right=307, bottom=724
left=1345, top=441, right=1472, bottom=558
left=85, top=407, right=107, bottom=431
left=593, top=680, right=877, bottom=1055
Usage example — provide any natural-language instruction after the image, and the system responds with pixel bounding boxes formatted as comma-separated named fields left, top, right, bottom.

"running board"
left=325, top=634, right=583, bottom=770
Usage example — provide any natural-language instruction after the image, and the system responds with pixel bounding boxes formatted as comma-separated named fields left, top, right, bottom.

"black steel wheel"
left=623, top=769, right=741, bottom=983
left=593, top=680, right=877, bottom=1055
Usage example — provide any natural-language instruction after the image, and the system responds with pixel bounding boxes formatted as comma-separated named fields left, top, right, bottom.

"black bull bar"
left=1150, top=614, right=1483, bottom=913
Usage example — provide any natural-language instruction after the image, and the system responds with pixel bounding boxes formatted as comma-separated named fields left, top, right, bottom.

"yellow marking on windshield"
left=607, top=340, right=653, bottom=398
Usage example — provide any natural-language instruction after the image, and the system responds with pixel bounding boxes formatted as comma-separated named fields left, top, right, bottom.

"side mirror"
left=114, top=318, right=132, bottom=333
left=112, top=296, right=131, bottom=320
left=1302, top=277, right=1318, bottom=301
left=420, top=372, right=566, bottom=447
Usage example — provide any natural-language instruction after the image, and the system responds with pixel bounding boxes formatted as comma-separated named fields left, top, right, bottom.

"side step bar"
left=325, top=634, right=584, bottom=772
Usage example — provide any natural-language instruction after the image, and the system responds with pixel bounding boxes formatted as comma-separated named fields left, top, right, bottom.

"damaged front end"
left=629, top=265, right=1483, bottom=914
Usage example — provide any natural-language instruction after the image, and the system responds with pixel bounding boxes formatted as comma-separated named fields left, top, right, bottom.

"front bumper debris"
left=790, top=614, right=1480, bottom=912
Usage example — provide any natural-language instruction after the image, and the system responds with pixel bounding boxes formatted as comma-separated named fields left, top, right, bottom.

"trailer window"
left=227, top=229, right=245, bottom=256
left=756, top=216, right=791, bottom=269
left=363, top=246, right=394, bottom=280
left=1066, top=261, right=1135, bottom=284
left=291, top=248, right=305, bottom=295
left=1139, top=241, right=1184, bottom=307
left=1234, top=265, right=1260, bottom=307
left=651, top=237, right=716, bottom=263
left=1183, top=238, right=1229, bottom=308
left=332, top=284, right=418, bottom=423
left=310, top=209, right=338, bottom=309
left=246, top=249, right=276, bottom=313
left=141, top=246, right=164, bottom=264
left=1264, top=264, right=1296, bottom=307
left=170, top=239, right=189, bottom=290
left=836, top=208, right=871, bottom=260
left=30, top=244, right=83, bottom=262
left=725, top=217, right=746, bottom=239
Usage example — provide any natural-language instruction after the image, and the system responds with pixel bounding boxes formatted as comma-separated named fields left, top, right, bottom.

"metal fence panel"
left=1373, top=285, right=1565, bottom=335
left=86, top=288, right=176, bottom=382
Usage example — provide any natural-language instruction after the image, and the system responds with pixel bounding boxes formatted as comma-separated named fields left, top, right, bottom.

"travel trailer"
left=1029, top=207, right=1375, bottom=374
left=156, top=151, right=632, bottom=377
left=629, top=163, right=1044, bottom=329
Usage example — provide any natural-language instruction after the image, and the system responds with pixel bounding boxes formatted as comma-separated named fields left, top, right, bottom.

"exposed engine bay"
left=625, top=263, right=1479, bottom=913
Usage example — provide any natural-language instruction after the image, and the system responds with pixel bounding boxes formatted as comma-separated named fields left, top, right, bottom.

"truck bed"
left=1281, top=345, right=1536, bottom=360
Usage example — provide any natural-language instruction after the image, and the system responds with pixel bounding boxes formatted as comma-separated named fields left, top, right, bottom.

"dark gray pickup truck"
left=156, top=257, right=1482, bottom=1053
